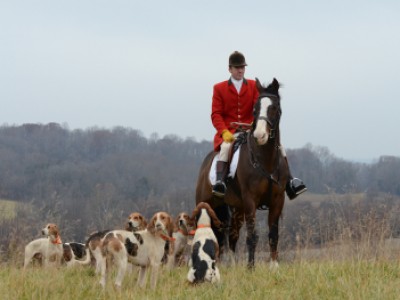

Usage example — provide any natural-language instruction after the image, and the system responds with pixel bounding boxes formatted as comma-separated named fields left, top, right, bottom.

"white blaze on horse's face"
left=253, top=97, right=271, bottom=145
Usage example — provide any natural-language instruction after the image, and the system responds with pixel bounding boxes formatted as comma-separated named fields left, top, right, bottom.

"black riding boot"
left=284, top=157, right=307, bottom=200
left=212, top=161, right=228, bottom=198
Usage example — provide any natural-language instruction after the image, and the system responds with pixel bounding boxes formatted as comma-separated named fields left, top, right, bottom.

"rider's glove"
left=222, top=129, right=235, bottom=143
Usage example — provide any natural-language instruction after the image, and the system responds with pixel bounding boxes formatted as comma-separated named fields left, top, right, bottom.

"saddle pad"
left=209, top=146, right=240, bottom=185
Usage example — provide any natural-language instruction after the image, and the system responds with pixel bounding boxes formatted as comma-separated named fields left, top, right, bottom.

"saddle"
left=227, top=122, right=251, bottom=165
left=227, top=131, right=248, bottom=165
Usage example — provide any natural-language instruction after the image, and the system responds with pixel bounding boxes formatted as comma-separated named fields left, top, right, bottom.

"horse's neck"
left=252, top=131, right=281, bottom=170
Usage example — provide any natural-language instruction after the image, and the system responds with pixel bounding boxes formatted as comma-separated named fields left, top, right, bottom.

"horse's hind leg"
left=212, top=204, right=231, bottom=254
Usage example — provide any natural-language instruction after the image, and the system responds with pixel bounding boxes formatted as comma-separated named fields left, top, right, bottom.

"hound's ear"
left=191, top=207, right=199, bottom=221
left=167, top=215, right=174, bottom=237
left=54, top=225, right=60, bottom=235
left=174, top=215, right=180, bottom=226
left=255, top=77, right=264, bottom=93
left=147, top=216, right=156, bottom=234
left=188, top=216, right=197, bottom=229
left=188, top=216, right=196, bottom=228
left=142, top=218, right=148, bottom=228
left=124, top=221, right=130, bottom=231
left=207, top=207, right=222, bottom=228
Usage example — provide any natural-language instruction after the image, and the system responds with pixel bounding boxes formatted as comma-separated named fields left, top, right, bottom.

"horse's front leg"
left=244, top=203, right=258, bottom=269
left=229, top=208, right=245, bottom=253
left=268, top=212, right=280, bottom=271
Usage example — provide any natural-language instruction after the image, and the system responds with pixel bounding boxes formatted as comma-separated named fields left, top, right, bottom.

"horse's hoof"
left=247, top=263, right=255, bottom=271
left=269, top=260, right=279, bottom=271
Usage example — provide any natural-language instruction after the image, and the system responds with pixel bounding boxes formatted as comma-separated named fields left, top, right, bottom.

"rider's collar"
left=228, top=77, right=248, bottom=85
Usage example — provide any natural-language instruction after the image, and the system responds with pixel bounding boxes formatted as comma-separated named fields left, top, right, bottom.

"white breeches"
left=218, top=142, right=231, bottom=162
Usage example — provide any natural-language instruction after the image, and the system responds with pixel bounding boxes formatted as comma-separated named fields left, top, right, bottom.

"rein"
left=247, top=133, right=280, bottom=185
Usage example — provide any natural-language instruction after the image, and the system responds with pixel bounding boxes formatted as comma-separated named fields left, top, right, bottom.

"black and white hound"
left=187, top=202, right=221, bottom=284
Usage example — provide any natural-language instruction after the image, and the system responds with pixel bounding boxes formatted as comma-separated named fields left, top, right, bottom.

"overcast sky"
left=1, top=0, right=399, bottom=161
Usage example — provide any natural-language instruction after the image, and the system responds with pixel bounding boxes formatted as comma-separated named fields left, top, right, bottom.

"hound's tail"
left=75, top=247, right=91, bottom=265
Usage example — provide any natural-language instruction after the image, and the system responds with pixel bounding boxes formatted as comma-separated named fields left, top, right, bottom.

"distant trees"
left=287, top=144, right=400, bottom=196
left=0, top=123, right=399, bottom=253
left=1, top=124, right=399, bottom=205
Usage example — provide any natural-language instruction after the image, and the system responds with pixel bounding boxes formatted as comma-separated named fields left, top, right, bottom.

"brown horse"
left=195, top=78, right=289, bottom=269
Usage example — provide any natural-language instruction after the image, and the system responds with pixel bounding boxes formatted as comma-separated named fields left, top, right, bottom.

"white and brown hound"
left=167, top=212, right=195, bottom=268
left=187, top=202, right=221, bottom=284
left=99, top=212, right=174, bottom=289
left=24, top=223, right=64, bottom=268
left=87, top=212, right=147, bottom=273
left=125, top=212, right=148, bottom=232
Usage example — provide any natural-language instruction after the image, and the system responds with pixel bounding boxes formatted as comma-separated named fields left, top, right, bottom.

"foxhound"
left=24, top=223, right=64, bottom=268
left=99, top=212, right=174, bottom=289
left=187, top=202, right=221, bottom=284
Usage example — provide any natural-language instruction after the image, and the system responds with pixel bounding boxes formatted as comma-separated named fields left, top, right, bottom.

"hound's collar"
left=189, top=224, right=211, bottom=235
left=160, top=234, right=176, bottom=242
left=197, top=224, right=211, bottom=228
left=52, top=235, right=62, bottom=245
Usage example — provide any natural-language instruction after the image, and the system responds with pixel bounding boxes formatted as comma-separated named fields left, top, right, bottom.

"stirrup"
left=286, top=178, right=307, bottom=200
left=212, top=180, right=226, bottom=198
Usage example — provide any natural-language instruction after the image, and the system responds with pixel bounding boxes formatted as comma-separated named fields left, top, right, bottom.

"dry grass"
left=0, top=199, right=18, bottom=220
left=2, top=192, right=400, bottom=299
left=1, top=255, right=399, bottom=300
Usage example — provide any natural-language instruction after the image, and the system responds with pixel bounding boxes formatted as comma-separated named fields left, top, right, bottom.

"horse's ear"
left=272, top=78, right=280, bottom=92
left=255, top=77, right=264, bottom=93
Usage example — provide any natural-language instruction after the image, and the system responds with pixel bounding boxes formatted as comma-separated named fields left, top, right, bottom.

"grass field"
left=1, top=258, right=399, bottom=300
left=1, top=193, right=399, bottom=299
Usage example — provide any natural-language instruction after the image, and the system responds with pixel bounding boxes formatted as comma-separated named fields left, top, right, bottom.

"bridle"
left=247, top=93, right=284, bottom=208
left=255, top=94, right=281, bottom=139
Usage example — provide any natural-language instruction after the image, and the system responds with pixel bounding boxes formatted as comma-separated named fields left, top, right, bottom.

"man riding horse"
left=211, top=51, right=306, bottom=199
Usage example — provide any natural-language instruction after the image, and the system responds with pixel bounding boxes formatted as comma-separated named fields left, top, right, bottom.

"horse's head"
left=252, top=78, right=281, bottom=145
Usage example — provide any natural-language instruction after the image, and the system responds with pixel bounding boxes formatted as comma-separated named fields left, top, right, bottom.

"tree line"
left=0, top=123, right=399, bottom=261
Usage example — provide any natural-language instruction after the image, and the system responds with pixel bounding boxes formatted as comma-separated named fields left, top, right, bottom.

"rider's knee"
left=219, top=142, right=231, bottom=161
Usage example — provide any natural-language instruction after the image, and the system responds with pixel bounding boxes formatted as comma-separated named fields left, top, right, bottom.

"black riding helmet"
left=229, top=51, right=247, bottom=67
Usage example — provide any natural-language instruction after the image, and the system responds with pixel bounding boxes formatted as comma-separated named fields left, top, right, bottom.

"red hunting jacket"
left=211, top=78, right=259, bottom=151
